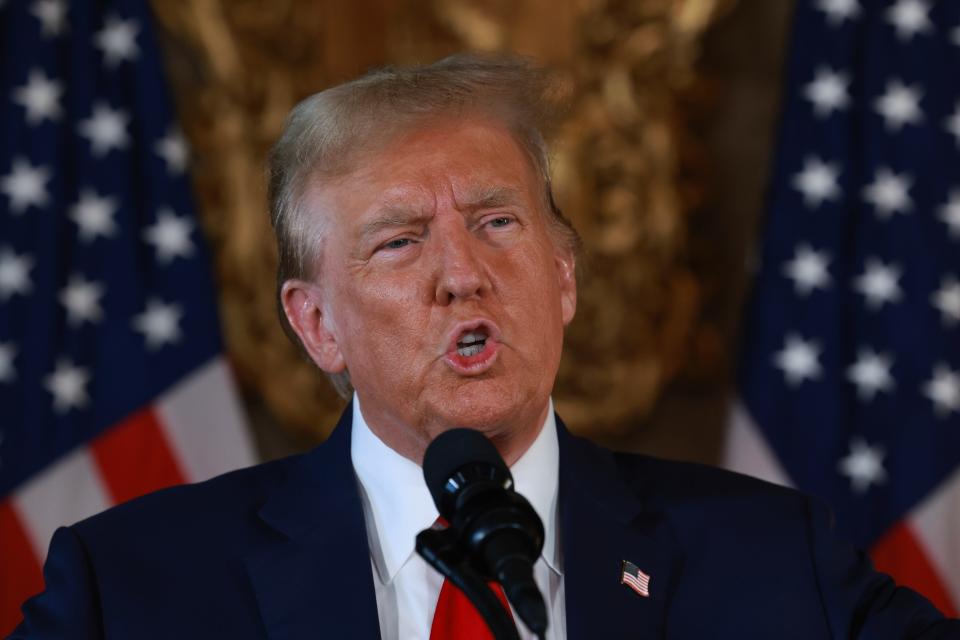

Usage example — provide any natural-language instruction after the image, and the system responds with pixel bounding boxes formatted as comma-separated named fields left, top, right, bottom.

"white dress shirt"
left=351, top=395, right=566, bottom=640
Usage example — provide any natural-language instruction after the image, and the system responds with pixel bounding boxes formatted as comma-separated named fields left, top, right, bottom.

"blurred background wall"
left=150, top=0, right=795, bottom=464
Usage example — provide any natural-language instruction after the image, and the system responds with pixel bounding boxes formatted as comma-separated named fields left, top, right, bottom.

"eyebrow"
left=359, top=186, right=527, bottom=239
left=359, top=207, right=432, bottom=240
left=459, top=185, right=526, bottom=211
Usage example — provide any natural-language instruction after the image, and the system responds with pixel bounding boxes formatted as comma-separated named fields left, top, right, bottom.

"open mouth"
left=456, top=329, right=489, bottom=357
left=445, top=320, right=501, bottom=374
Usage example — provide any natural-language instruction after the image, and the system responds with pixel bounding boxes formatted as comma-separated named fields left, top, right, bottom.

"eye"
left=487, top=216, right=514, bottom=229
left=381, top=237, right=412, bottom=250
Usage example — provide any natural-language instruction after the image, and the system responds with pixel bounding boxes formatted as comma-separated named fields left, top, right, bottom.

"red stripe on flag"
left=91, top=408, right=187, bottom=505
left=0, top=500, right=43, bottom=636
left=870, top=521, right=958, bottom=618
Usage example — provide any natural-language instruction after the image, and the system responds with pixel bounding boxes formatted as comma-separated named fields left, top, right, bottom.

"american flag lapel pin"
left=620, top=560, right=651, bottom=597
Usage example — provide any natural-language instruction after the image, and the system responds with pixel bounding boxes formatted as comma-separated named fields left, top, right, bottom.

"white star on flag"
left=846, top=349, right=895, bottom=401
left=923, top=364, right=960, bottom=417
left=1, top=157, right=51, bottom=214
left=952, top=24, right=960, bottom=47
left=873, top=80, right=923, bottom=131
left=69, top=189, right=119, bottom=242
left=931, top=277, right=960, bottom=326
left=945, top=103, right=960, bottom=146
left=783, top=244, right=832, bottom=295
left=805, top=68, right=850, bottom=118
left=77, top=103, right=130, bottom=157
left=816, top=0, right=861, bottom=26
left=59, top=275, right=105, bottom=326
left=792, top=156, right=842, bottom=208
left=774, top=334, right=823, bottom=386
left=853, top=259, right=903, bottom=309
left=44, top=358, right=91, bottom=413
left=838, top=438, right=888, bottom=493
left=143, top=209, right=195, bottom=263
left=862, top=168, right=913, bottom=218
left=154, top=128, right=190, bottom=174
left=30, top=0, right=67, bottom=37
left=95, top=15, right=140, bottom=67
left=0, top=247, right=34, bottom=300
left=886, top=0, right=932, bottom=41
left=0, top=342, right=17, bottom=383
left=13, top=68, right=64, bottom=125
left=132, top=299, right=183, bottom=350
left=939, top=190, right=960, bottom=239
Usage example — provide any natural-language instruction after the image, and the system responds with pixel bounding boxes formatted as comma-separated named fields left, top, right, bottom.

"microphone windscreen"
left=422, top=428, right=507, bottom=512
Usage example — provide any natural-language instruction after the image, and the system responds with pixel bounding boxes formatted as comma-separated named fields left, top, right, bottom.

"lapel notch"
left=245, top=405, right=382, bottom=639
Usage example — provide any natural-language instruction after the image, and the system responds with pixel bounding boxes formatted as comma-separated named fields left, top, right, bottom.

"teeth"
left=457, top=344, right=485, bottom=357
left=454, top=328, right=489, bottom=358
left=459, top=331, right=486, bottom=344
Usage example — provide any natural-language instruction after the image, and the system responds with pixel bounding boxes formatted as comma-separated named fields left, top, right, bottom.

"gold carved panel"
left=152, top=0, right=734, bottom=443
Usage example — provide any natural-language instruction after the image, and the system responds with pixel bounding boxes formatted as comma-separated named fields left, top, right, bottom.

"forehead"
left=314, top=118, right=542, bottom=221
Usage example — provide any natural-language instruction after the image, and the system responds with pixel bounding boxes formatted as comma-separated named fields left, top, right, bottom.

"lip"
left=444, top=318, right=502, bottom=375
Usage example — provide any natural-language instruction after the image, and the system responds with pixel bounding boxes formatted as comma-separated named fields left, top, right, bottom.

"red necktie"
left=429, top=578, right=513, bottom=640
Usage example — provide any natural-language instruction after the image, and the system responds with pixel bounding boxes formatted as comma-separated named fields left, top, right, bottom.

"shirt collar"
left=350, top=395, right=562, bottom=583
left=508, top=401, right=562, bottom=576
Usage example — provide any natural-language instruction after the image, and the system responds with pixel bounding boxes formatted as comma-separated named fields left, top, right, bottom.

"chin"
left=429, top=402, right=509, bottom=431
left=424, top=379, right=542, bottom=436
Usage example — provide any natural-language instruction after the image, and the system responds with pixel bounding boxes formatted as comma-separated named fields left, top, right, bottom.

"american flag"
left=727, top=0, right=960, bottom=617
left=619, top=560, right=650, bottom=598
left=0, top=0, right=255, bottom=633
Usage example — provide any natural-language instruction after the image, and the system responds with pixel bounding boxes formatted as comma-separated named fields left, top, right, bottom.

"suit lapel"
left=245, top=404, right=382, bottom=640
left=243, top=408, right=683, bottom=639
left=558, top=419, right=683, bottom=640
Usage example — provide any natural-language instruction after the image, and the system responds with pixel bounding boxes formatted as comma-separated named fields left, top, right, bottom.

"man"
left=12, top=54, right=959, bottom=639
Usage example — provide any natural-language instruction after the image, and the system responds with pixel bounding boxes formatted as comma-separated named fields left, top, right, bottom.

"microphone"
left=420, top=428, right=548, bottom=638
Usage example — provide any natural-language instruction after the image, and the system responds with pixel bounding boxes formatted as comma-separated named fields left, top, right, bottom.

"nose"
left=432, top=218, right=490, bottom=305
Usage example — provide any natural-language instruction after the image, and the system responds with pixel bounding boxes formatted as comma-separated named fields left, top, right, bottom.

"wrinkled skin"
left=282, top=117, right=577, bottom=465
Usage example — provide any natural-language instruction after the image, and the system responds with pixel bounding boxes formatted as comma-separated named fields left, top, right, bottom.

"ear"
left=280, top=279, right=347, bottom=373
left=555, top=248, right=577, bottom=326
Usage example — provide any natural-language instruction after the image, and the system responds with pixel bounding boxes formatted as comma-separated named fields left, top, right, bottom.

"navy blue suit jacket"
left=12, top=408, right=959, bottom=638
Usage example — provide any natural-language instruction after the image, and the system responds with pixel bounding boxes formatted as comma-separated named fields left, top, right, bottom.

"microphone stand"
left=416, top=526, right=521, bottom=640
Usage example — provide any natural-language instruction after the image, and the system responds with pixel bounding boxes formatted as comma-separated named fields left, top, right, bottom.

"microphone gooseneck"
left=419, top=428, right=548, bottom=638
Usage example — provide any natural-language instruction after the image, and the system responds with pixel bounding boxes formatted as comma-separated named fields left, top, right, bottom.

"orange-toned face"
left=282, top=118, right=576, bottom=464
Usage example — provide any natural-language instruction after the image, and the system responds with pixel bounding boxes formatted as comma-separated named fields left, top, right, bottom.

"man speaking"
left=12, top=54, right=960, bottom=639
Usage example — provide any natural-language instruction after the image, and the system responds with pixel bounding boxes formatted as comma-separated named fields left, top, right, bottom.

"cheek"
left=502, top=253, right=566, bottom=338
left=515, top=251, right=564, bottom=306
left=338, top=277, right=429, bottom=363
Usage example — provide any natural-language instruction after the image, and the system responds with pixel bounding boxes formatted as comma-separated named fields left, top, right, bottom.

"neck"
left=355, top=396, right=551, bottom=467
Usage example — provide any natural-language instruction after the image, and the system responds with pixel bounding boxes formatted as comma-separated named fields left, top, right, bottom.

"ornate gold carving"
left=152, top=0, right=733, bottom=442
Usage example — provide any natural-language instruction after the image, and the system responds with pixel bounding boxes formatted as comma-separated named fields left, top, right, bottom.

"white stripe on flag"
left=12, top=447, right=111, bottom=560
left=724, top=402, right=794, bottom=488
left=909, top=465, right=960, bottom=607
left=155, top=356, right=256, bottom=483
left=623, top=574, right=649, bottom=596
